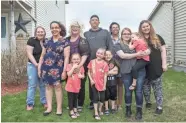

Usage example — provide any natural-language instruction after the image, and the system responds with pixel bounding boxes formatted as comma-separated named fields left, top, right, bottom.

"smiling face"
left=35, top=27, right=45, bottom=40
left=105, top=51, right=113, bottom=62
left=50, top=23, right=61, bottom=36
left=71, top=54, right=81, bottom=65
left=141, top=22, right=151, bottom=34
left=96, top=49, right=105, bottom=60
left=111, top=24, right=120, bottom=35
left=90, top=17, right=100, bottom=29
left=121, top=29, right=131, bottom=42
left=71, top=25, right=80, bottom=35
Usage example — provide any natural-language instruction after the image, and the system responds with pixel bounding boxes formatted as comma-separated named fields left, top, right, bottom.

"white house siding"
left=149, top=3, right=173, bottom=64
left=1, top=8, right=32, bottom=50
left=36, top=1, right=66, bottom=37
left=173, top=1, right=186, bottom=70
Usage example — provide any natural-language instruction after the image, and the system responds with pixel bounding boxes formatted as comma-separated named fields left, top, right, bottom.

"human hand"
left=90, top=80, right=95, bottom=86
left=137, top=50, right=145, bottom=57
left=103, top=86, right=106, bottom=91
left=61, top=72, right=67, bottom=80
left=162, top=64, right=167, bottom=72
left=38, top=69, right=41, bottom=78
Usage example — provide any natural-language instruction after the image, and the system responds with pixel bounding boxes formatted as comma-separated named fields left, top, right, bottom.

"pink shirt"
left=87, top=59, right=109, bottom=91
left=65, top=64, right=85, bottom=93
left=133, top=39, right=150, bottom=61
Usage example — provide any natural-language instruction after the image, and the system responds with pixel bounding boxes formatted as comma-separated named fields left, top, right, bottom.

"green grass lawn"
left=1, top=69, right=186, bottom=122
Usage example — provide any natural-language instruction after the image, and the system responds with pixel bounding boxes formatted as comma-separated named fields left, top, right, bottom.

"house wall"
left=149, top=3, right=173, bottom=64
left=1, top=9, right=33, bottom=50
left=173, top=1, right=186, bottom=69
left=36, top=1, right=66, bottom=37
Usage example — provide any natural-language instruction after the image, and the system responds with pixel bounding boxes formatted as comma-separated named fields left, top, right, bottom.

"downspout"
left=171, top=0, right=175, bottom=65
left=34, top=0, right=37, bottom=27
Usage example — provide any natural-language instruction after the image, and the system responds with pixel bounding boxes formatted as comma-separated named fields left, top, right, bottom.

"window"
left=1, top=17, right=6, bottom=38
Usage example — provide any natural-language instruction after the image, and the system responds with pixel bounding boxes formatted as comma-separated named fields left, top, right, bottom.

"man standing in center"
left=84, top=15, right=113, bottom=109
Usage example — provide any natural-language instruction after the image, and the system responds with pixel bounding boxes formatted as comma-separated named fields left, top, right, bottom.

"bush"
left=1, top=46, right=27, bottom=84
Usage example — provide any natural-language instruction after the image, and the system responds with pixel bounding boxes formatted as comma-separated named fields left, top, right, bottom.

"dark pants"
left=77, top=75, right=86, bottom=107
left=132, top=59, right=149, bottom=79
left=92, top=85, right=105, bottom=103
left=67, top=92, right=78, bottom=110
left=89, top=77, right=94, bottom=106
left=121, top=68, right=146, bottom=107
left=105, top=85, right=117, bottom=101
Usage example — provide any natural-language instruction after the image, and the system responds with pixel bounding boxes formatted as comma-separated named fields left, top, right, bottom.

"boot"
left=125, top=106, right=132, bottom=118
left=135, top=107, right=142, bottom=121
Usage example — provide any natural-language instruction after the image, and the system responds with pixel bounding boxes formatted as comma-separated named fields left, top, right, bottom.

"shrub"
left=1, top=46, right=27, bottom=84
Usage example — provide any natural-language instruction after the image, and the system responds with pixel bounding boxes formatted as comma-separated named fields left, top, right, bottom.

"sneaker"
left=77, top=106, right=83, bottom=112
left=146, top=103, right=152, bottom=109
left=111, top=109, right=116, bottom=114
left=104, top=110, right=110, bottom=115
left=26, top=105, right=33, bottom=111
left=74, top=111, right=80, bottom=117
left=155, top=108, right=163, bottom=115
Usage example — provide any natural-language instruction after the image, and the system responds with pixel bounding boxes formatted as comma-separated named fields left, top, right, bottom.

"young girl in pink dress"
left=65, top=53, right=85, bottom=119
left=88, top=48, right=109, bottom=120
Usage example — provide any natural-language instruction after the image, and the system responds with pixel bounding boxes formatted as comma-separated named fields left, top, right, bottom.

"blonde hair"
left=132, top=32, right=142, bottom=38
left=139, top=20, right=161, bottom=49
left=120, top=27, right=132, bottom=44
left=68, top=21, right=84, bottom=38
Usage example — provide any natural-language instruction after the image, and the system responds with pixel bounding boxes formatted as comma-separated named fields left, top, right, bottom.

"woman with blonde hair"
left=139, top=20, right=167, bottom=115
left=113, top=27, right=150, bottom=120
left=66, top=20, right=90, bottom=112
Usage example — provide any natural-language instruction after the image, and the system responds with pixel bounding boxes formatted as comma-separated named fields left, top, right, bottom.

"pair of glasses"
left=122, top=33, right=131, bottom=35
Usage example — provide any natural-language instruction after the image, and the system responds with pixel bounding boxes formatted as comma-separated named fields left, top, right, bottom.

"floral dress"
left=41, top=37, right=69, bottom=85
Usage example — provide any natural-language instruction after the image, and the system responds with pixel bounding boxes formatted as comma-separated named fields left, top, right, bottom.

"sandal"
left=104, top=110, right=110, bottom=115
left=93, top=115, right=101, bottom=120
left=99, top=111, right=104, bottom=116
left=69, top=113, right=77, bottom=119
left=74, top=112, right=80, bottom=117
left=129, top=84, right=136, bottom=90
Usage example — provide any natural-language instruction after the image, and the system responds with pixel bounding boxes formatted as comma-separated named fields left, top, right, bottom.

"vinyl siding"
left=149, top=3, right=173, bottom=64
left=173, top=1, right=186, bottom=67
left=36, top=1, right=66, bottom=37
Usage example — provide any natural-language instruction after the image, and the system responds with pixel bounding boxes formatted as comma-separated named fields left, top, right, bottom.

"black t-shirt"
left=27, top=37, right=43, bottom=63
left=107, top=59, right=119, bottom=86
left=146, top=34, right=165, bottom=80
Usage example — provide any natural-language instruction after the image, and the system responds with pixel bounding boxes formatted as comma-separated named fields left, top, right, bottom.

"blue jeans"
left=26, top=62, right=46, bottom=106
left=121, top=68, right=146, bottom=108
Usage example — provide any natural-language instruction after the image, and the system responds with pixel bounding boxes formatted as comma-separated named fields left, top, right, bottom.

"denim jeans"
left=26, top=62, right=46, bottom=106
left=121, top=68, right=146, bottom=108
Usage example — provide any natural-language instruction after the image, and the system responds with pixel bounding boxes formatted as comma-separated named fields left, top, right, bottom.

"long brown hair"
left=138, top=20, right=161, bottom=49
left=120, top=27, right=132, bottom=44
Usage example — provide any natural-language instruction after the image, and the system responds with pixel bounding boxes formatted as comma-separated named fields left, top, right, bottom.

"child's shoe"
left=26, top=105, right=33, bottom=111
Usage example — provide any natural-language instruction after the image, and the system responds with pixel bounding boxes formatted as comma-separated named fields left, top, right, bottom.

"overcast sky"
left=66, top=0, right=157, bottom=33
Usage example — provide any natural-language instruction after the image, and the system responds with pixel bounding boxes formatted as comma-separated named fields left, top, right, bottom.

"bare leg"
left=45, top=85, right=53, bottom=112
left=54, top=82, right=62, bottom=114
left=111, top=100, right=116, bottom=109
left=94, top=103, right=99, bottom=115
left=105, top=101, right=109, bottom=110
left=99, top=102, right=103, bottom=115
